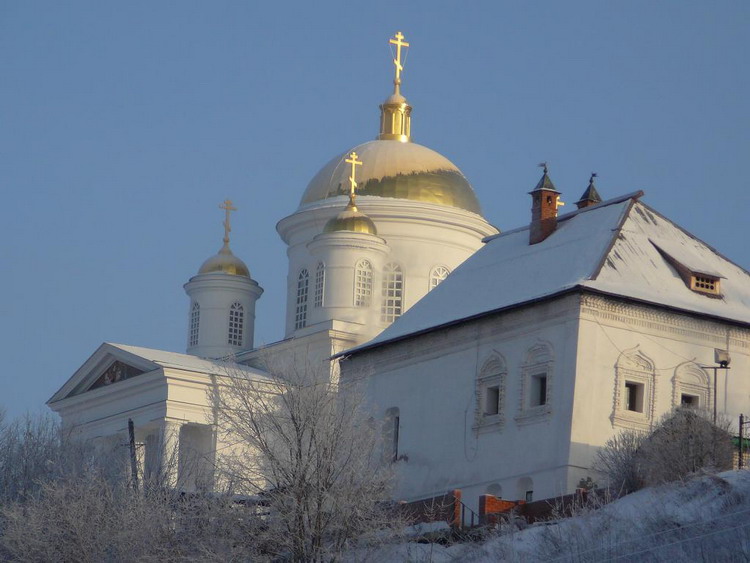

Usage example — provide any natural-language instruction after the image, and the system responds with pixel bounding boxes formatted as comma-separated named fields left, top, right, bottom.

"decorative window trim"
left=474, top=354, right=507, bottom=433
left=672, top=361, right=710, bottom=409
left=612, top=346, right=657, bottom=431
left=381, top=263, right=404, bottom=323
left=228, top=302, right=244, bottom=347
left=516, top=342, right=553, bottom=425
left=295, top=269, right=309, bottom=330
left=314, top=262, right=325, bottom=308
left=429, top=265, right=450, bottom=291
left=354, top=259, right=373, bottom=308
left=189, top=302, right=200, bottom=348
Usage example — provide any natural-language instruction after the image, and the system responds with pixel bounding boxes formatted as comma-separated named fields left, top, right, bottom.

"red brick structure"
left=529, top=164, right=563, bottom=244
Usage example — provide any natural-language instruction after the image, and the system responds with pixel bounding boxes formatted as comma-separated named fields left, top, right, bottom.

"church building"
left=48, top=33, right=750, bottom=512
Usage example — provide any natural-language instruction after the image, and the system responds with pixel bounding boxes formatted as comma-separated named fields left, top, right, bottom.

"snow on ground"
left=352, top=471, right=750, bottom=562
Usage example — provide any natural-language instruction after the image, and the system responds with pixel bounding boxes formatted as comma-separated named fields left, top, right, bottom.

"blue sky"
left=1, top=1, right=748, bottom=418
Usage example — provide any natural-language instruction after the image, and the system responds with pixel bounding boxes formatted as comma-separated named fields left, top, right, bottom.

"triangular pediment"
left=48, top=343, right=161, bottom=404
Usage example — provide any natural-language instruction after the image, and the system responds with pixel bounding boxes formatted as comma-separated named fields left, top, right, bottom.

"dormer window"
left=690, top=274, right=720, bottom=296
left=650, top=239, right=723, bottom=298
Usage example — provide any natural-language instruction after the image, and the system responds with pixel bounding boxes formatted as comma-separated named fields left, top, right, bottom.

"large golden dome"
left=300, top=140, right=483, bottom=215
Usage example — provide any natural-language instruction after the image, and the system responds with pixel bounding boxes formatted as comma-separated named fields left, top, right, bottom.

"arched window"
left=383, top=407, right=400, bottom=463
left=189, top=302, right=200, bottom=347
left=295, top=269, right=309, bottom=329
left=354, top=259, right=373, bottom=307
left=429, top=265, right=450, bottom=291
left=314, top=262, right=325, bottom=308
left=228, top=302, right=244, bottom=347
left=381, top=263, right=403, bottom=323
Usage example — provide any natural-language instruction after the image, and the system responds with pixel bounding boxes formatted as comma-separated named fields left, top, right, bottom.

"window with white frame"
left=672, top=362, right=710, bottom=410
left=429, top=265, right=450, bottom=291
left=228, top=302, right=244, bottom=347
left=613, top=347, right=657, bottom=430
left=295, top=269, right=309, bottom=330
left=516, top=342, right=553, bottom=424
left=314, top=262, right=325, bottom=308
left=354, top=259, right=373, bottom=307
left=189, top=302, right=200, bottom=347
left=381, top=263, right=403, bottom=323
left=475, top=355, right=507, bottom=431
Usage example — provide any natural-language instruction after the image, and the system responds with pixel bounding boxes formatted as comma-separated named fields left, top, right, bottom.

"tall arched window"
left=429, top=265, right=450, bottom=291
left=354, top=259, right=373, bottom=307
left=295, top=269, right=309, bottom=329
left=314, top=262, right=325, bottom=308
left=189, top=302, right=200, bottom=347
left=228, top=302, right=244, bottom=347
left=381, top=263, right=403, bottom=323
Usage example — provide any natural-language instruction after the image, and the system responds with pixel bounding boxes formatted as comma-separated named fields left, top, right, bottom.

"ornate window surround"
left=672, top=361, right=710, bottom=409
left=612, top=346, right=657, bottom=431
left=516, top=341, right=554, bottom=425
left=474, top=354, right=507, bottom=433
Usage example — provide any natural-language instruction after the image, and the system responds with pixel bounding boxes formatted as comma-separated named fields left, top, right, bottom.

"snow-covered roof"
left=344, top=192, right=750, bottom=356
left=105, top=343, right=268, bottom=378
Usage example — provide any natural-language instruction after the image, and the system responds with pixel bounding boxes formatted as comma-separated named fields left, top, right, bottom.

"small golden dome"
left=323, top=203, right=378, bottom=235
left=198, top=242, right=250, bottom=277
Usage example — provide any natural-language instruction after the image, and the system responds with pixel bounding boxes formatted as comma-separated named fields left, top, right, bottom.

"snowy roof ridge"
left=340, top=191, right=750, bottom=359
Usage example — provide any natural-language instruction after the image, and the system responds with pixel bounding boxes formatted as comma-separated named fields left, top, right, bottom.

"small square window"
left=625, top=382, right=644, bottom=413
left=531, top=375, right=547, bottom=407
left=485, top=386, right=500, bottom=416
left=681, top=394, right=699, bottom=407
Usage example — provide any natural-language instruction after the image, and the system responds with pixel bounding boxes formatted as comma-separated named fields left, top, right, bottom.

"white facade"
left=341, top=194, right=750, bottom=512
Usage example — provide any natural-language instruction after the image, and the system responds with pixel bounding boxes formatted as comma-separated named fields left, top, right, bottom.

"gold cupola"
left=323, top=152, right=378, bottom=235
left=378, top=31, right=412, bottom=142
left=198, top=200, right=251, bottom=277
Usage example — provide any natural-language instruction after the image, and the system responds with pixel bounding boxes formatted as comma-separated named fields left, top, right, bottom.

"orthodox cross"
left=389, top=31, right=410, bottom=86
left=345, top=151, right=363, bottom=204
left=220, top=199, right=237, bottom=243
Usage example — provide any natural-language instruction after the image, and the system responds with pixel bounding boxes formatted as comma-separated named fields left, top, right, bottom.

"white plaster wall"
left=344, top=296, right=581, bottom=513
left=569, top=294, right=750, bottom=488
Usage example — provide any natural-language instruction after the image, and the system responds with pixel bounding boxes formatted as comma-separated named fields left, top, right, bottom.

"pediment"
left=48, top=343, right=161, bottom=404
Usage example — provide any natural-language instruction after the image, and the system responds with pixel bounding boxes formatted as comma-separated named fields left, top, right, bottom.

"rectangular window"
left=625, top=382, right=644, bottom=412
left=531, top=374, right=547, bottom=407
left=681, top=394, right=698, bottom=407
left=525, top=490, right=534, bottom=502
left=485, top=386, right=500, bottom=416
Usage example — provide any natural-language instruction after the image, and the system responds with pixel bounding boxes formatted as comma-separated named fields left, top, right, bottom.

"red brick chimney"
left=529, top=163, right=563, bottom=245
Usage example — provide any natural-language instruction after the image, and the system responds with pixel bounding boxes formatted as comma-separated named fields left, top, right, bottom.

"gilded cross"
left=556, top=196, right=565, bottom=210
left=389, top=31, right=410, bottom=85
left=220, top=199, right=237, bottom=243
left=345, top=151, right=363, bottom=202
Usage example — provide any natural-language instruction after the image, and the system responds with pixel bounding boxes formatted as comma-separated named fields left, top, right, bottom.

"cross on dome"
left=389, top=31, right=410, bottom=91
left=345, top=151, right=363, bottom=205
left=220, top=199, right=237, bottom=244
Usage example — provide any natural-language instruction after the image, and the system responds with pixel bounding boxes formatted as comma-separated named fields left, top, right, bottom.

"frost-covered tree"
left=212, top=357, right=400, bottom=561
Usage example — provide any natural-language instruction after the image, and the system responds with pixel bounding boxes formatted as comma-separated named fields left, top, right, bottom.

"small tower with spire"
left=576, top=173, right=603, bottom=209
left=529, top=163, right=564, bottom=245
left=378, top=31, right=412, bottom=142
left=184, top=200, right=263, bottom=358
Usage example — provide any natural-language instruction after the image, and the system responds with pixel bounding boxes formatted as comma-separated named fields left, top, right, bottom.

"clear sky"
left=1, top=1, right=748, bottom=418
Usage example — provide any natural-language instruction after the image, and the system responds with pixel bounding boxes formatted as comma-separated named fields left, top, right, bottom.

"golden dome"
left=300, top=140, right=483, bottom=215
left=198, top=242, right=250, bottom=277
left=323, top=203, right=378, bottom=235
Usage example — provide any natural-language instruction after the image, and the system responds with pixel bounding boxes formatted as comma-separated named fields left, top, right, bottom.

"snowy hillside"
left=358, top=470, right=750, bottom=562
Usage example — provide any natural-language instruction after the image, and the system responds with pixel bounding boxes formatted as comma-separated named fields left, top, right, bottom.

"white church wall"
left=569, top=293, right=750, bottom=489
left=345, top=295, right=582, bottom=512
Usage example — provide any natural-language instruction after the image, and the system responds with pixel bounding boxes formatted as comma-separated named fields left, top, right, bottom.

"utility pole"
left=128, top=418, right=139, bottom=491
